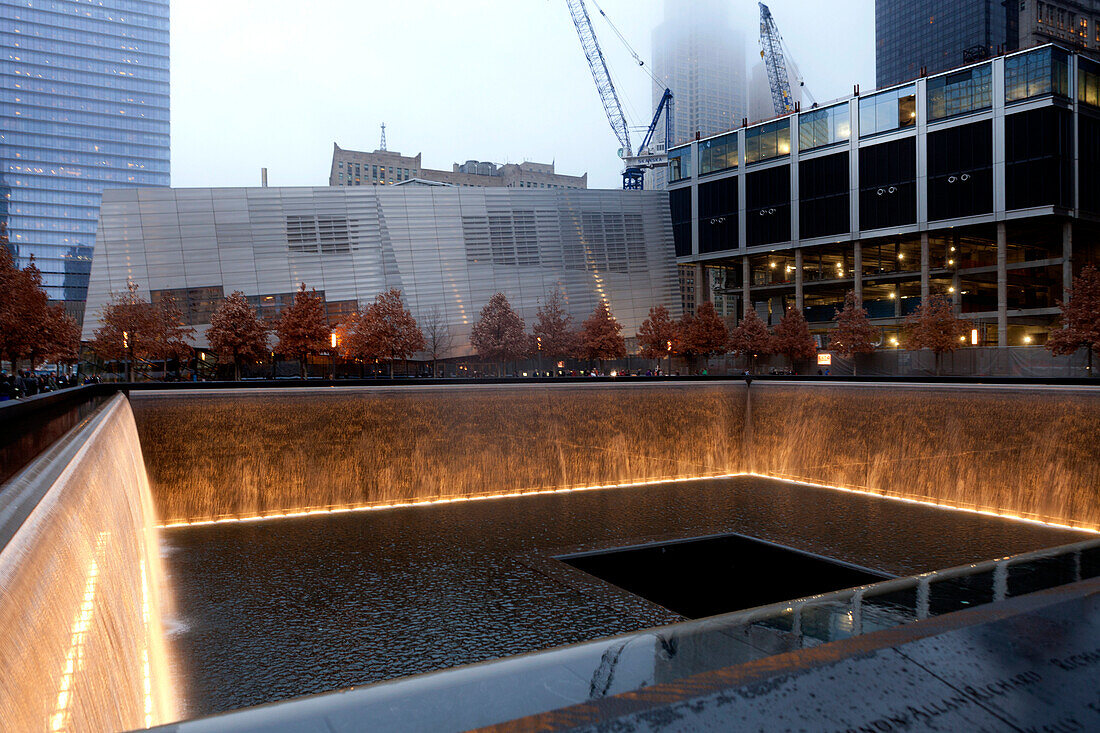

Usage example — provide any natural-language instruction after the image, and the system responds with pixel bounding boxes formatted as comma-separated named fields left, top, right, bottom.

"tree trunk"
left=935, top=351, right=942, bottom=376
left=234, top=360, right=240, bottom=382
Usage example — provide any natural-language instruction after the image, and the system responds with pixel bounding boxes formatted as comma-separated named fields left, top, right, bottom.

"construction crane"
left=566, top=0, right=673, bottom=190
left=758, top=2, right=815, bottom=117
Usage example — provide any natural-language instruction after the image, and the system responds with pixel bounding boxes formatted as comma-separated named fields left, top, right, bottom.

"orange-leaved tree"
left=637, top=304, right=679, bottom=373
left=92, top=282, right=165, bottom=381
left=903, top=293, right=967, bottom=375
left=40, top=304, right=80, bottom=367
left=0, top=248, right=79, bottom=369
left=150, top=292, right=196, bottom=376
left=362, top=288, right=425, bottom=377
left=829, top=291, right=878, bottom=375
left=471, top=292, right=528, bottom=376
left=275, top=283, right=329, bottom=378
left=772, top=307, right=817, bottom=371
left=207, top=291, right=270, bottom=380
left=532, top=287, right=579, bottom=365
left=679, top=301, right=729, bottom=372
left=729, top=308, right=773, bottom=374
left=579, top=299, right=626, bottom=372
left=1047, top=265, right=1100, bottom=376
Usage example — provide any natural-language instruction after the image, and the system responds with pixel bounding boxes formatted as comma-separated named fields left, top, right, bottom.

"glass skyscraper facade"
left=876, top=0, right=1015, bottom=88
left=0, top=0, right=169, bottom=319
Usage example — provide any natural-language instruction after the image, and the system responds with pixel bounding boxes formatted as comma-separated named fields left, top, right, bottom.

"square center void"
left=561, top=533, right=890, bottom=619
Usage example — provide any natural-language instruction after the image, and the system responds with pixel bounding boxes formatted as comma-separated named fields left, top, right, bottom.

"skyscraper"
left=652, top=0, right=746, bottom=147
left=875, top=0, right=1016, bottom=88
left=0, top=0, right=170, bottom=322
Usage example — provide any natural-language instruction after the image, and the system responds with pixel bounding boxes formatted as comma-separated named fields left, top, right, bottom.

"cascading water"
left=0, top=395, right=176, bottom=730
left=750, top=382, right=1100, bottom=529
left=131, top=382, right=1100, bottom=531
left=131, top=384, right=747, bottom=524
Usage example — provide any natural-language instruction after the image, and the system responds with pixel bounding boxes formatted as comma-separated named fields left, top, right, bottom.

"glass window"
left=745, top=119, right=791, bottom=164
left=859, top=85, right=916, bottom=137
left=1005, top=47, right=1069, bottom=102
left=1079, top=58, right=1100, bottom=108
left=668, top=146, right=692, bottom=182
left=698, top=132, right=738, bottom=175
left=927, top=63, right=992, bottom=120
left=798, top=103, right=851, bottom=151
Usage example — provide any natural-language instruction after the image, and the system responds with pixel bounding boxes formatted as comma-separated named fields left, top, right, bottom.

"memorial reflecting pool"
left=2, top=382, right=1098, bottom=728
left=162, top=474, right=1087, bottom=718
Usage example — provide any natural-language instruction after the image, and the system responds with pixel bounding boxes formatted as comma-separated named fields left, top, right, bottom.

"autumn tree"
left=420, top=304, right=454, bottom=378
left=275, top=283, right=330, bottom=378
left=207, top=291, right=270, bottom=380
left=828, top=291, right=879, bottom=375
left=532, top=288, right=579, bottom=367
left=579, top=299, right=626, bottom=371
left=361, top=288, right=425, bottom=377
left=335, top=310, right=375, bottom=377
left=40, top=305, right=80, bottom=367
left=771, top=307, right=817, bottom=372
left=0, top=249, right=78, bottom=370
left=637, top=304, right=679, bottom=373
left=151, top=292, right=196, bottom=376
left=1047, top=265, right=1100, bottom=375
left=903, top=293, right=968, bottom=375
left=728, top=308, right=774, bottom=374
left=679, top=301, right=729, bottom=372
left=91, top=282, right=159, bottom=381
left=471, top=292, right=528, bottom=376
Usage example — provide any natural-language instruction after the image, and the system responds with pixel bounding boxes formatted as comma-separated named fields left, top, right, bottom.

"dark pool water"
left=163, top=475, right=1087, bottom=718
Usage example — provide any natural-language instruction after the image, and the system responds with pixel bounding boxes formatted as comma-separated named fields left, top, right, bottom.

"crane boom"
left=566, top=0, right=633, bottom=158
left=758, top=2, right=794, bottom=116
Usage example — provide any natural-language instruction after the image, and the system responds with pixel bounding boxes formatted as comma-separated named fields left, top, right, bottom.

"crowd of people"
left=0, top=371, right=95, bottom=401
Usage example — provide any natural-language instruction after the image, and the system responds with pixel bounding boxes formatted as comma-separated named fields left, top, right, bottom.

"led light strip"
left=747, top=473, right=1099, bottom=534
left=156, top=474, right=749, bottom=529
left=156, top=473, right=1099, bottom=534
left=50, top=531, right=109, bottom=733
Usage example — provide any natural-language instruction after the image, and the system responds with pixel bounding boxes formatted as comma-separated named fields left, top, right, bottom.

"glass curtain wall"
left=0, top=0, right=171, bottom=313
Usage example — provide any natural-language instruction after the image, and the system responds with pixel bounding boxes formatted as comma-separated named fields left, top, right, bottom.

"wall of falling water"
left=749, top=382, right=1100, bottom=529
left=0, top=394, right=176, bottom=731
left=130, top=384, right=746, bottom=524
left=130, top=382, right=1100, bottom=530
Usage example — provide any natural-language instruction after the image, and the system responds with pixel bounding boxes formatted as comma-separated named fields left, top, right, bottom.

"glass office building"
left=875, top=0, right=1015, bottom=88
left=0, top=0, right=170, bottom=320
left=669, top=45, right=1100, bottom=349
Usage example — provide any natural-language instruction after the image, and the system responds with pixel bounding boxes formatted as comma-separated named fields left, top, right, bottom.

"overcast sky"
left=171, top=0, right=875, bottom=191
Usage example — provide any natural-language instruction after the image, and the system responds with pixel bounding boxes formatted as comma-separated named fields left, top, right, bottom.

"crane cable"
left=589, top=0, right=664, bottom=89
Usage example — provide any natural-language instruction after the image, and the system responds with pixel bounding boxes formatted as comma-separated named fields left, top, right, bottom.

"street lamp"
left=666, top=340, right=672, bottom=376
left=330, top=331, right=338, bottom=380
left=536, top=336, right=542, bottom=377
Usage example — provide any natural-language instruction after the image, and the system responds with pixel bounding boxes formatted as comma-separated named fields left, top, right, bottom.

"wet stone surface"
left=163, top=476, right=1087, bottom=718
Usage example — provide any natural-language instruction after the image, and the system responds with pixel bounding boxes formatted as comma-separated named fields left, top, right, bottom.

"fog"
left=171, top=1, right=874, bottom=190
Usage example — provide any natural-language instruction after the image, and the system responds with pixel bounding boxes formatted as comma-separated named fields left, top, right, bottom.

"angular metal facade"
left=81, top=187, right=680, bottom=355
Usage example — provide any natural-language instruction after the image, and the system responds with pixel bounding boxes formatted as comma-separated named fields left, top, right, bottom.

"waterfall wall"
left=749, top=382, right=1100, bottom=529
left=130, top=382, right=1100, bottom=530
left=131, top=384, right=747, bottom=524
left=0, top=394, right=176, bottom=730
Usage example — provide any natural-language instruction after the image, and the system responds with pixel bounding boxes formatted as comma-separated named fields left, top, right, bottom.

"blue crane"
left=759, top=2, right=816, bottom=117
left=566, top=0, right=673, bottom=190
